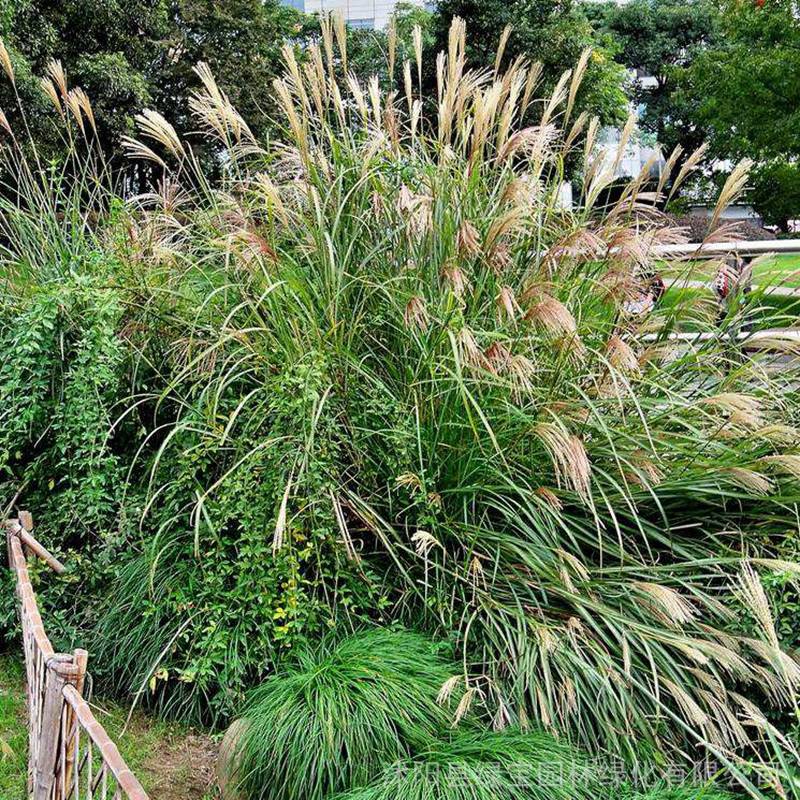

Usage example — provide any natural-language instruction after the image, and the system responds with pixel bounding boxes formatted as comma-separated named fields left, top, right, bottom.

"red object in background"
left=756, top=0, right=765, bottom=7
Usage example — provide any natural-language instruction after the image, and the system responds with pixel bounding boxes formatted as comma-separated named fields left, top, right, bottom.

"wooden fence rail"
left=5, top=513, right=150, bottom=800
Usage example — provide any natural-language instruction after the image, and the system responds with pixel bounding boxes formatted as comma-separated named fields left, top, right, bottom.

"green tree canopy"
left=0, top=0, right=298, bottom=178
left=750, top=160, right=800, bottom=232
left=156, top=0, right=301, bottom=139
left=588, top=0, right=718, bottom=158
left=684, top=0, right=800, bottom=162
left=0, top=0, right=170, bottom=158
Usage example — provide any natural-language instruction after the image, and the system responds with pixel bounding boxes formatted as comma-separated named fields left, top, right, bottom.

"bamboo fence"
left=5, top=513, right=150, bottom=800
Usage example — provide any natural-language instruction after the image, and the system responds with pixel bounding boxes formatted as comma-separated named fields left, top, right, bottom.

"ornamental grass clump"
left=107, top=18, right=800, bottom=769
left=335, top=729, right=598, bottom=800
left=621, top=788, right=732, bottom=800
left=228, top=629, right=454, bottom=800
left=0, top=13, right=799, bottom=786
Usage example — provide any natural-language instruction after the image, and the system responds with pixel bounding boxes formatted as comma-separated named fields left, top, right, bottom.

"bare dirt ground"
left=0, top=654, right=220, bottom=800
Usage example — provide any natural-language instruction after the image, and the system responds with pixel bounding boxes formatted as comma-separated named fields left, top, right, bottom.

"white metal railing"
left=649, top=238, right=800, bottom=260
left=642, top=239, right=800, bottom=350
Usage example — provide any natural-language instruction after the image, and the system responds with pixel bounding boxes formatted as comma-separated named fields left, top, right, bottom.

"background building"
left=597, top=73, right=665, bottom=181
left=286, top=0, right=431, bottom=29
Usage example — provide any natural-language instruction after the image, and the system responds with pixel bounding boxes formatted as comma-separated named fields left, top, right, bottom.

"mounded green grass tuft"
left=624, top=785, right=733, bottom=800
left=335, top=729, right=598, bottom=800
left=231, top=629, right=455, bottom=800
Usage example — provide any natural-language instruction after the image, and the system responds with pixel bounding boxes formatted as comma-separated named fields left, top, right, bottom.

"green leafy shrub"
left=87, top=347, right=387, bottom=722
left=0, top=168, right=139, bottom=648
left=230, top=629, right=454, bottom=800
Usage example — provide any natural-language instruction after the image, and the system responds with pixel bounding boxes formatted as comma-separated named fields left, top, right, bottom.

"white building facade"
left=596, top=74, right=665, bottom=181
left=286, top=0, right=430, bottom=30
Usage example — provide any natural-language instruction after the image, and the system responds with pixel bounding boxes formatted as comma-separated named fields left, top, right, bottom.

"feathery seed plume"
left=46, top=60, right=68, bottom=99
left=525, top=293, right=577, bottom=336
left=0, top=40, right=13, bottom=83
left=496, top=285, right=521, bottom=323
left=534, top=422, right=591, bottom=499
left=404, top=295, right=430, bottom=332
left=535, top=487, right=563, bottom=511
left=411, top=529, right=442, bottom=558
left=606, top=334, right=639, bottom=374
left=456, top=220, right=481, bottom=257
left=442, top=262, right=471, bottom=298
left=135, top=109, right=186, bottom=160
left=724, top=468, right=774, bottom=496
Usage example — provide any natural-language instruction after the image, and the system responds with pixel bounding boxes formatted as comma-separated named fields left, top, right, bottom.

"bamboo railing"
left=5, top=513, right=149, bottom=800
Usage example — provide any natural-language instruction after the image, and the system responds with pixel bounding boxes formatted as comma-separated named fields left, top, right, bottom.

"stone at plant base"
left=216, top=718, right=249, bottom=800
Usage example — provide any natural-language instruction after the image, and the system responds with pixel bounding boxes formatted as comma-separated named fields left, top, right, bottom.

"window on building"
left=284, top=0, right=305, bottom=8
left=348, top=17, right=374, bottom=29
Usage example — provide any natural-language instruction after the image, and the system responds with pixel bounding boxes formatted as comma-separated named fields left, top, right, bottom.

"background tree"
left=680, top=0, right=800, bottom=225
left=587, top=0, right=718, bottom=158
left=750, top=161, right=800, bottom=233
left=0, top=0, right=298, bottom=181
left=0, top=0, right=170, bottom=162
left=684, top=0, right=800, bottom=162
left=432, top=0, right=627, bottom=124
left=157, top=0, right=302, bottom=141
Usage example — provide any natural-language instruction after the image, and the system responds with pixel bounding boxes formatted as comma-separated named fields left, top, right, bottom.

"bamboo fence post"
left=62, top=649, right=88, bottom=793
left=13, top=511, right=66, bottom=575
left=73, top=649, right=88, bottom=697
left=6, top=508, right=151, bottom=799
left=34, top=657, right=79, bottom=800
left=5, top=518, right=15, bottom=575
left=18, top=511, right=33, bottom=559
left=16, top=527, right=66, bottom=574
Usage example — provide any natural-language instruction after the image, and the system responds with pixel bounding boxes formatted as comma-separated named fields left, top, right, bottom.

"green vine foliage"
left=0, top=265, right=129, bottom=643
left=90, top=338, right=385, bottom=722
left=0, top=252, right=383, bottom=722
left=47, top=276, right=125, bottom=531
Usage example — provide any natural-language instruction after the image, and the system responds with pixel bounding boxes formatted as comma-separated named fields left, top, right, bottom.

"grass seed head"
left=456, top=220, right=481, bottom=257
left=404, top=295, right=430, bottom=332
left=534, top=423, right=591, bottom=500
left=0, top=39, right=14, bottom=84
left=525, top=293, right=577, bottom=337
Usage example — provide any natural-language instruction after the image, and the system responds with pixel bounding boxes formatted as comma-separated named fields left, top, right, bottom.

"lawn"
left=663, top=252, right=800, bottom=287
left=0, top=657, right=26, bottom=798
left=658, top=253, right=800, bottom=330
left=0, top=655, right=219, bottom=800
left=660, top=284, right=800, bottom=326
left=753, top=252, right=800, bottom=286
